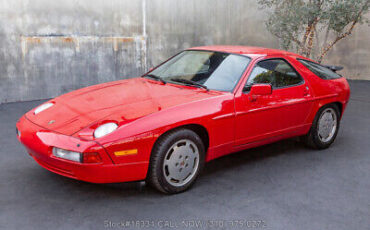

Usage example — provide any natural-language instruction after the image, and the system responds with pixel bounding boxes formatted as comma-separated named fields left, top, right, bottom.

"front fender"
left=97, top=94, right=234, bottom=165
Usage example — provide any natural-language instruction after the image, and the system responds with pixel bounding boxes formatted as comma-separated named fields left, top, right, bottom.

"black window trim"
left=296, top=58, right=342, bottom=80
left=243, top=57, right=305, bottom=93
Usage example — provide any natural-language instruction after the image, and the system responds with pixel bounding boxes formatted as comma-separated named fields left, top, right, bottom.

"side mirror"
left=249, top=84, right=272, bottom=101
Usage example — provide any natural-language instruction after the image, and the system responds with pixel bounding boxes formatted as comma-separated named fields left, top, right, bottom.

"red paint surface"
left=17, top=46, right=350, bottom=183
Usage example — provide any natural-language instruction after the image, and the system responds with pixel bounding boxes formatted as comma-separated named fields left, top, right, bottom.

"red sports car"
left=16, top=46, right=350, bottom=193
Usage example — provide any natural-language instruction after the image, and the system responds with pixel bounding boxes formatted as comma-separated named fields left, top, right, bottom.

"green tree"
left=258, top=0, right=370, bottom=62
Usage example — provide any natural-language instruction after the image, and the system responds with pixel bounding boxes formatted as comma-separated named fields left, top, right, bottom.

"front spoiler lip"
left=33, top=155, right=77, bottom=179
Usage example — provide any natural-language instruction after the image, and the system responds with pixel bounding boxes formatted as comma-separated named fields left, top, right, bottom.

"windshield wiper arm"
left=170, top=78, right=208, bottom=90
left=143, top=74, right=166, bottom=84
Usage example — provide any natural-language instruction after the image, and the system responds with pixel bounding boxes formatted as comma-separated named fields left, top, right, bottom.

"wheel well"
left=333, top=102, right=343, bottom=116
left=319, top=102, right=343, bottom=118
left=324, top=102, right=342, bottom=117
left=157, top=124, right=209, bottom=152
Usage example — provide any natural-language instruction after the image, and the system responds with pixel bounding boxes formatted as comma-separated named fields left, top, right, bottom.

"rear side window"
left=246, top=59, right=303, bottom=89
left=298, top=59, right=341, bottom=80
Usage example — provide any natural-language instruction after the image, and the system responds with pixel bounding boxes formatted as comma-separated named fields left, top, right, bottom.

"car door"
left=234, top=57, right=313, bottom=146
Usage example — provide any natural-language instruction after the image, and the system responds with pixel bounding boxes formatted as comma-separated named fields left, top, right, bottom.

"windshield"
left=146, top=50, right=251, bottom=92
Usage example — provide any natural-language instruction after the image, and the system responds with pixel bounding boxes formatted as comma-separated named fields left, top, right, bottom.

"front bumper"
left=16, top=116, right=148, bottom=183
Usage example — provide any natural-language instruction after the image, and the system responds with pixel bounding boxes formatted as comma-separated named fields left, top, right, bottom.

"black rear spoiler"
left=323, top=65, right=344, bottom=72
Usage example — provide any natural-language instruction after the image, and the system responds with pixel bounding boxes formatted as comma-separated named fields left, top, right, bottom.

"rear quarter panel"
left=290, top=57, right=350, bottom=121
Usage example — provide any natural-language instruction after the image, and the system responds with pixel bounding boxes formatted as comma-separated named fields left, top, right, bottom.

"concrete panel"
left=16, top=35, right=146, bottom=102
left=0, top=0, right=145, bottom=103
left=19, top=0, right=143, bottom=36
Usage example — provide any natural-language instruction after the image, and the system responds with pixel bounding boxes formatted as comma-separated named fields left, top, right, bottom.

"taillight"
left=82, top=152, right=102, bottom=163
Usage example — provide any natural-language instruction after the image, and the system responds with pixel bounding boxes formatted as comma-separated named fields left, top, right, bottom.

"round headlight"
left=94, top=122, right=118, bottom=138
left=34, top=102, right=54, bottom=115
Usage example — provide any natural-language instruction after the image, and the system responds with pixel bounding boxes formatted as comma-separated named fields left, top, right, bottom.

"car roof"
left=188, top=45, right=306, bottom=59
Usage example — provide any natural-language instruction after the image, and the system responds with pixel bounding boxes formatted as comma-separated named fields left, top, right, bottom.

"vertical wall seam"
left=142, top=0, right=148, bottom=72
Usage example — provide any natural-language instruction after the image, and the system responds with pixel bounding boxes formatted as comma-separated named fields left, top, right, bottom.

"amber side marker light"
left=114, top=149, right=138, bottom=156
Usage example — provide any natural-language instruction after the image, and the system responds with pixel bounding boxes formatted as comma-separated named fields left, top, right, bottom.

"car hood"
left=26, top=78, right=222, bottom=136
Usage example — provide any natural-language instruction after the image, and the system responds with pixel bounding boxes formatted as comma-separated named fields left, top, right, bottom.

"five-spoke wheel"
left=317, top=108, right=338, bottom=143
left=163, top=140, right=200, bottom=187
left=301, top=104, right=340, bottom=149
left=147, top=129, right=205, bottom=194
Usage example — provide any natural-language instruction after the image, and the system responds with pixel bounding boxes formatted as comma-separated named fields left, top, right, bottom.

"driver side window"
left=245, top=58, right=303, bottom=91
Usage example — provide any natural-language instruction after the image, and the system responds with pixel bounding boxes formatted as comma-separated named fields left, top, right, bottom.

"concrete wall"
left=0, top=0, right=369, bottom=104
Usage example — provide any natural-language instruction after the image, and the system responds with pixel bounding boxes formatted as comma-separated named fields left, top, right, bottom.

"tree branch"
left=301, top=0, right=322, bottom=56
left=305, top=19, right=319, bottom=57
left=301, top=24, right=313, bottom=48
left=317, top=3, right=368, bottom=62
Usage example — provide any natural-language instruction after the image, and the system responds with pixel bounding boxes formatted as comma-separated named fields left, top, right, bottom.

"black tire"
left=301, top=104, right=340, bottom=149
left=146, top=129, right=205, bottom=194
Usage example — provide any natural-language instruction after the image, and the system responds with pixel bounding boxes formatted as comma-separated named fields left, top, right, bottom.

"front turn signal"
left=82, top=152, right=102, bottom=163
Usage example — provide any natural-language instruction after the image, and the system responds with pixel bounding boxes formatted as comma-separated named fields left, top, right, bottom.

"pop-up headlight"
left=34, top=102, right=54, bottom=115
left=93, top=122, right=118, bottom=138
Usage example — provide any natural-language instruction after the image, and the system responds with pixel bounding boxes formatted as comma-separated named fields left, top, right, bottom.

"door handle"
left=249, top=95, right=258, bottom=102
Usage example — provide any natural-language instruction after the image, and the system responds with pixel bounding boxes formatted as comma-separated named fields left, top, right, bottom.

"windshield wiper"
left=170, top=78, right=208, bottom=90
left=143, top=74, right=166, bottom=84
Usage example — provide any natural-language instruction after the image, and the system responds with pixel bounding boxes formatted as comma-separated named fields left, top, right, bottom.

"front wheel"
left=301, top=104, right=340, bottom=149
left=147, top=129, right=205, bottom=194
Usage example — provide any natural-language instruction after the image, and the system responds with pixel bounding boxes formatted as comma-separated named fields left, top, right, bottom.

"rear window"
left=298, top=59, right=341, bottom=80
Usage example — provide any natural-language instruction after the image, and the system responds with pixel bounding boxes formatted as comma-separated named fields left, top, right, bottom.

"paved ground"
left=0, top=80, right=369, bottom=230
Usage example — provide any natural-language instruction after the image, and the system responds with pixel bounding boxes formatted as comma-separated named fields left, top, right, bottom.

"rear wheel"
left=147, top=129, right=205, bottom=194
left=301, top=104, right=340, bottom=149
